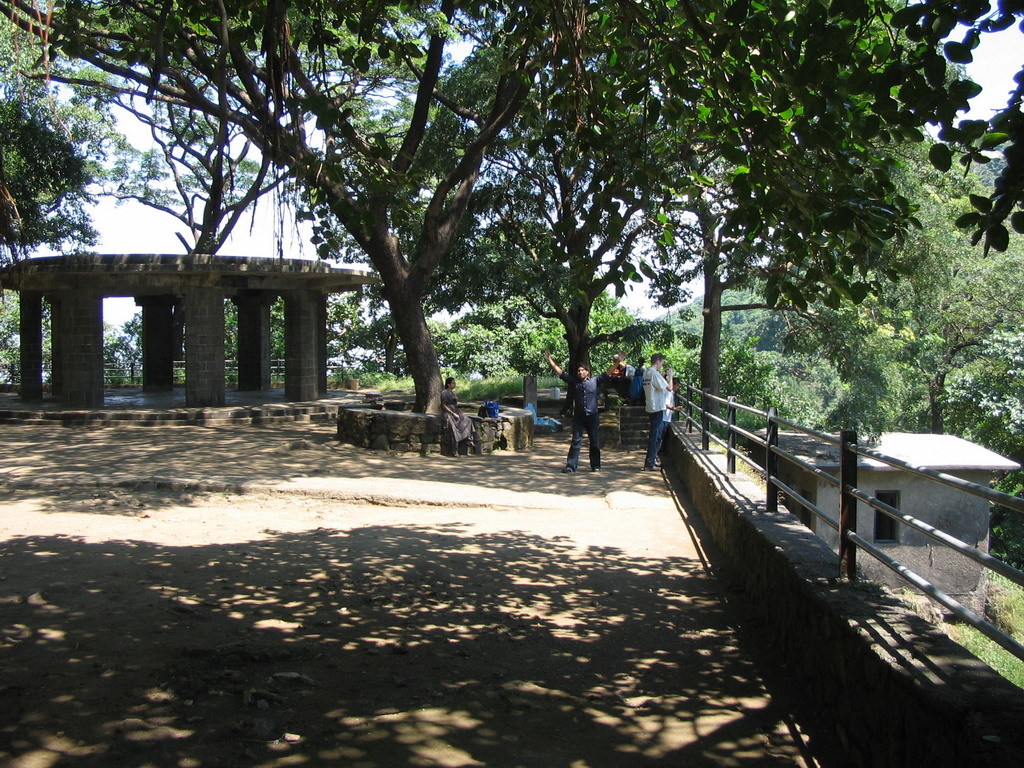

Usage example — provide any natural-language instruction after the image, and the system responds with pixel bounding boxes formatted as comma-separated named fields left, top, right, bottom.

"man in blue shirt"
left=545, top=352, right=611, bottom=473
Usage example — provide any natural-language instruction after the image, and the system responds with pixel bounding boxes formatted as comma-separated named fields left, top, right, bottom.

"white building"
left=775, top=432, right=1020, bottom=612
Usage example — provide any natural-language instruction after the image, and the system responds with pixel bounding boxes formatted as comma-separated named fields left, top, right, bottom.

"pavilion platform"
left=0, top=387, right=381, bottom=427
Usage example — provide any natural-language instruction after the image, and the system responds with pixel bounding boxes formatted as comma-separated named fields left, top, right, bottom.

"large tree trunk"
left=562, top=301, right=594, bottom=371
left=387, top=291, right=442, bottom=414
left=700, top=268, right=724, bottom=416
left=370, top=238, right=444, bottom=413
left=929, top=372, right=946, bottom=434
left=383, top=327, right=399, bottom=375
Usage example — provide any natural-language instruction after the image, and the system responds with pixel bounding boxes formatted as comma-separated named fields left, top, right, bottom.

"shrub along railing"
left=681, top=384, right=1024, bottom=665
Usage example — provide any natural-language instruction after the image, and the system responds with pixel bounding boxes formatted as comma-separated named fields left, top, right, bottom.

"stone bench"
left=336, top=405, right=534, bottom=455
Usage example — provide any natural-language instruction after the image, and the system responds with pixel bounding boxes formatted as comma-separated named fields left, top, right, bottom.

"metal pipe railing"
left=678, top=383, right=1024, bottom=665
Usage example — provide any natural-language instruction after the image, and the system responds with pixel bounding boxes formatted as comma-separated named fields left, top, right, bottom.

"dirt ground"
left=0, top=425, right=844, bottom=768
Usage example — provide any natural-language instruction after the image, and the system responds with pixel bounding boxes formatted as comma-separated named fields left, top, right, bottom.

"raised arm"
left=544, top=352, right=564, bottom=377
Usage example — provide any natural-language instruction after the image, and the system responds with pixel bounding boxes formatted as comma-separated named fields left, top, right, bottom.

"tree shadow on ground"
left=1, top=424, right=668, bottom=510
left=0, top=522, right=829, bottom=767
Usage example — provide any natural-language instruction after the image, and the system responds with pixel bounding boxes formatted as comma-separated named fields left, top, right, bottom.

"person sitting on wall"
left=607, top=353, right=631, bottom=401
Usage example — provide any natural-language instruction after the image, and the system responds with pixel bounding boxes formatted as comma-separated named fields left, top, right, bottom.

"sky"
left=98, top=25, right=1022, bottom=327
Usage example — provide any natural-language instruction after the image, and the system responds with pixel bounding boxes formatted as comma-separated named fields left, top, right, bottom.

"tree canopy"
left=895, top=0, right=1024, bottom=252
left=0, top=99, right=95, bottom=259
left=2, top=0, right=1016, bottom=410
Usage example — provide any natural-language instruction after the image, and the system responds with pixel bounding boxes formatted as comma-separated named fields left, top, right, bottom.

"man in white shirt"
left=642, top=353, right=673, bottom=471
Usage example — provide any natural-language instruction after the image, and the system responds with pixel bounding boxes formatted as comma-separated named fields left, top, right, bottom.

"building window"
left=874, top=490, right=900, bottom=543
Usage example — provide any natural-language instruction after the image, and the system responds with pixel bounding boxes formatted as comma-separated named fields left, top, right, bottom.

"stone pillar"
left=234, top=291, right=273, bottom=391
left=523, top=374, right=537, bottom=410
left=283, top=289, right=318, bottom=401
left=18, top=291, right=44, bottom=401
left=316, top=294, right=328, bottom=396
left=183, top=288, right=225, bottom=407
left=57, top=289, right=104, bottom=407
left=136, top=296, right=177, bottom=391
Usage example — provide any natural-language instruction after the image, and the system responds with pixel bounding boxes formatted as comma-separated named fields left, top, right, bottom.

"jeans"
left=566, top=410, right=601, bottom=470
left=644, top=411, right=667, bottom=469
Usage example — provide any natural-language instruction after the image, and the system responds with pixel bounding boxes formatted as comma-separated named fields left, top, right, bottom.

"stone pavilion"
left=0, top=254, right=376, bottom=408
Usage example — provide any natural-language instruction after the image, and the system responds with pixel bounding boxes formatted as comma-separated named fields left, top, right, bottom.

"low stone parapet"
left=336, top=405, right=533, bottom=454
left=0, top=403, right=343, bottom=426
left=665, top=423, right=1024, bottom=768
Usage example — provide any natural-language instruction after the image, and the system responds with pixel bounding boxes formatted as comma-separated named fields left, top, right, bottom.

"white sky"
left=99, top=25, right=1023, bottom=326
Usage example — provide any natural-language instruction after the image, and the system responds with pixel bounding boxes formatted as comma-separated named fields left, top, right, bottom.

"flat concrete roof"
left=779, top=432, right=1020, bottom=473
left=0, top=254, right=378, bottom=296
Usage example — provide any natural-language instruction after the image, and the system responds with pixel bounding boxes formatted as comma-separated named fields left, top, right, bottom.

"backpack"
left=629, top=368, right=645, bottom=403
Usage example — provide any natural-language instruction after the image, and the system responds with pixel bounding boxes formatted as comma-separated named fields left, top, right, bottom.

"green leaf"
left=970, top=194, right=993, bottom=213
left=981, top=132, right=1010, bottom=150
left=959, top=119, right=988, bottom=142
left=782, top=282, right=808, bottom=311
left=955, top=211, right=982, bottom=229
left=987, top=223, right=1010, bottom=252
left=1011, top=211, right=1024, bottom=234
left=942, top=41, right=974, bottom=64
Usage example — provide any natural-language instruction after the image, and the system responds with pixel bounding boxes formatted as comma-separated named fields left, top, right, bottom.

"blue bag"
left=629, top=373, right=644, bottom=403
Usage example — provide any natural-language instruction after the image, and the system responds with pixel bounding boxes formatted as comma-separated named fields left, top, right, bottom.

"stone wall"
left=337, top=405, right=534, bottom=455
left=665, top=424, right=1024, bottom=768
left=0, top=403, right=343, bottom=427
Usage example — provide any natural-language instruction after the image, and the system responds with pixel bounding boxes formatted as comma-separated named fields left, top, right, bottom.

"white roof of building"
left=779, top=432, right=1020, bottom=472
left=866, top=433, right=1020, bottom=472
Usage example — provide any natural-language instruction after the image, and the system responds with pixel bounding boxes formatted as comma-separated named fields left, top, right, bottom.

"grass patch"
left=946, top=624, right=1024, bottom=689
left=990, top=572, right=1024, bottom=639
left=945, top=573, right=1024, bottom=690
left=353, top=373, right=415, bottom=392
left=459, top=374, right=560, bottom=402
left=344, top=373, right=561, bottom=402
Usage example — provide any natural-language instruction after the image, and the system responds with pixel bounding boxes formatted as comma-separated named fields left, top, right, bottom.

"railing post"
left=839, top=429, right=858, bottom=582
left=726, top=396, right=737, bottom=473
left=766, top=406, right=779, bottom=512
left=701, top=389, right=710, bottom=451
left=686, top=383, right=694, bottom=434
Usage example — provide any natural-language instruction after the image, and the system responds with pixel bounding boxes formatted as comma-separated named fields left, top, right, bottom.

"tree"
left=103, top=314, right=142, bottom=385
left=0, top=99, right=97, bottom=260
left=0, top=17, right=134, bottom=262
left=2, top=1, right=554, bottom=412
left=782, top=141, right=1024, bottom=435
left=0, top=292, right=26, bottom=383
left=457, top=50, right=679, bottom=369
left=893, top=2, right=1024, bottom=251
left=325, top=286, right=406, bottom=376
left=947, top=330, right=1024, bottom=568
left=620, top=3, right=948, bottom=410
left=648, top=143, right=910, bottom=412
left=103, top=96, right=289, bottom=255
left=2, top=0, right=973, bottom=410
